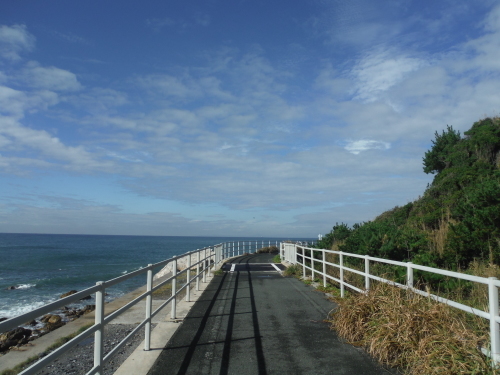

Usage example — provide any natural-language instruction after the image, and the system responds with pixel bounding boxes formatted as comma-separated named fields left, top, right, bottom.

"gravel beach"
left=36, top=323, right=155, bottom=375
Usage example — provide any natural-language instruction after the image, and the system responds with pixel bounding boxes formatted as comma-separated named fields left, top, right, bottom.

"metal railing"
left=280, top=242, right=500, bottom=364
left=0, top=240, right=280, bottom=375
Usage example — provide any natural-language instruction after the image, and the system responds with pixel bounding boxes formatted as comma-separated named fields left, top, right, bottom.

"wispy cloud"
left=0, top=24, right=35, bottom=61
left=20, top=61, right=83, bottom=91
left=344, top=140, right=391, bottom=155
left=351, top=49, right=426, bottom=102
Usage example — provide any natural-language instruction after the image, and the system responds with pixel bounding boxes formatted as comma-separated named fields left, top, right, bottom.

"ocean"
left=0, top=233, right=311, bottom=320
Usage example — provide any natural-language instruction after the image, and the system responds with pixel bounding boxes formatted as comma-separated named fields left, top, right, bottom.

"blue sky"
left=0, top=0, right=499, bottom=237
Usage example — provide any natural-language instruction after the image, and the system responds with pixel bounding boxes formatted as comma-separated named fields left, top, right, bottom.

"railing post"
left=171, top=258, right=177, bottom=319
left=196, top=250, right=200, bottom=291
left=322, top=250, right=326, bottom=288
left=301, top=247, right=306, bottom=277
left=407, top=262, right=413, bottom=289
left=365, top=256, right=370, bottom=292
left=94, top=281, right=105, bottom=375
left=489, top=277, right=500, bottom=364
left=238, top=241, right=240, bottom=256
left=145, top=265, right=153, bottom=351
left=311, top=249, right=315, bottom=280
left=206, top=248, right=210, bottom=276
left=186, top=254, right=191, bottom=302
left=339, top=252, right=344, bottom=298
left=203, top=248, right=207, bottom=283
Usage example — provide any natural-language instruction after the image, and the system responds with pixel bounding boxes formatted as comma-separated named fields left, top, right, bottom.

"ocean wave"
left=0, top=300, right=48, bottom=319
left=121, top=270, right=127, bottom=274
left=16, top=283, right=36, bottom=289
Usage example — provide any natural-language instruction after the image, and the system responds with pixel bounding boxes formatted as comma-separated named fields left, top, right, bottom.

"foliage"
left=256, top=245, right=279, bottom=254
left=318, top=117, right=500, bottom=278
left=422, top=125, right=462, bottom=174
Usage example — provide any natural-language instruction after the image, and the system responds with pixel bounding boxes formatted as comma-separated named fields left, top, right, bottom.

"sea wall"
left=154, top=253, right=205, bottom=280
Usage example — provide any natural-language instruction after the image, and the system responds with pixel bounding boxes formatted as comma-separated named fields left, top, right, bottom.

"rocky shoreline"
left=0, top=290, right=97, bottom=354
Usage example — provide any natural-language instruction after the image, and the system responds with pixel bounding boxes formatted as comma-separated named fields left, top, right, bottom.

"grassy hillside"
left=317, top=117, right=500, bottom=272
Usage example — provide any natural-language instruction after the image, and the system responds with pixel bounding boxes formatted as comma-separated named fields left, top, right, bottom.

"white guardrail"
left=280, top=242, right=500, bottom=364
left=0, top=240, right=279, bottom=375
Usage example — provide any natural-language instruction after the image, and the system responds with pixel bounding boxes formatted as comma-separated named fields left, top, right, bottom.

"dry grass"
left=256, top=245, right=279, bottom=254
left=329, top=281, right=494, bottom=375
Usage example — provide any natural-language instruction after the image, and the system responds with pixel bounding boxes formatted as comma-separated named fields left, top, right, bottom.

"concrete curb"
left=113, top=273, right=216, bottom=375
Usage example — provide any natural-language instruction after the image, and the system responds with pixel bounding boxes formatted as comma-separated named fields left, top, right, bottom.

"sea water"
left=0, top=233, right=310, bottom=319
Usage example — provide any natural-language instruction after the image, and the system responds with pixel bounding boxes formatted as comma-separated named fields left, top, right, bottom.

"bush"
left=256, top=245, right=279, bottom=254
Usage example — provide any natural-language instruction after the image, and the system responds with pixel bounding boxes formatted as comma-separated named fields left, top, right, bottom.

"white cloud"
left=21, top=61, right=82, bottom=91
left=0, top=24, right=35, bottom=61
left=0, top=85, right=58, bottom=118
left=351, top=49, right=425, bottom=102
left=136, top=74, right=202, bottom=100
left=344, top=139, right=391, bottom=155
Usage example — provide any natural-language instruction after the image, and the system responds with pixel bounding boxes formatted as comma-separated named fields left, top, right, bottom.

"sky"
left=0, top=0, right=499, bottom=238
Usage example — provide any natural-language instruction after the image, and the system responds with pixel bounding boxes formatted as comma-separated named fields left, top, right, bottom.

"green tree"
left=423, top=125, right=461, bottom=174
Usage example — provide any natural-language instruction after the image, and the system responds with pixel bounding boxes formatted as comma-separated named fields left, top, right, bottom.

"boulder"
left=0, top=327, right=32, bottom=352
left=60, top=290, right=78, bottom=298
left=40, top=314, right=64, bottom=332
left=6, top=286, right=16, bottom=290
left=82, top=305, right=95, bottom=314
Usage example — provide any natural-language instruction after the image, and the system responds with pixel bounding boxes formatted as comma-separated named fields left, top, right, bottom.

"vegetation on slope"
left=317, top=117, right=500, bottom=273
left=308, top=117, right=500, bottom=374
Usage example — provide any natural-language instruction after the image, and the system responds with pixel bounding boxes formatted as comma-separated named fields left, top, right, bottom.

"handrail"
left=279, top=243, right=500, bottom=364
left=0, top=239, right=283, bottom=375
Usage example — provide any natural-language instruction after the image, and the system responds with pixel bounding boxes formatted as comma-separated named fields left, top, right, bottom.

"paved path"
left=148, top=253, right=394, bottom=375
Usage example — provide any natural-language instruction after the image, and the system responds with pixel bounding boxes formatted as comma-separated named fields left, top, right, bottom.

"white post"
left=205, top=248, right=210, bottom=277
left=301, top=247, right=306, bottom=277
left=145, top=265, right=153, bottom=351
left=171, top=258, right=177, bottom=319
left=311, top=249, right=315, bottom=280
left=196, top=250, right=200, bottom=291
left=407, top=262, right=413, bottom=289
left=186, top=254, right=191, bottom=302
left=94, top=281, right=105, bottom=375
left=489, top=277, right=500, bottom=364
left=340, top=252, right=344, bottom=298
left=365, top=256, right=370, bottom=292
left=203, top=249, right=207, bottom=283
left=322, top=250, right=326, bottom=288
left=238, top=241, right=240, bottom=256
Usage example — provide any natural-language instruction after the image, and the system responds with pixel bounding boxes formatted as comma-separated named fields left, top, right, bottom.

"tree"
left=423, top=125, right=461, bottom=174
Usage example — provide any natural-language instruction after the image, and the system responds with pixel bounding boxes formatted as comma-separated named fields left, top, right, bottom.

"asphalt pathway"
left=148, top=253, right=395, bottom=375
